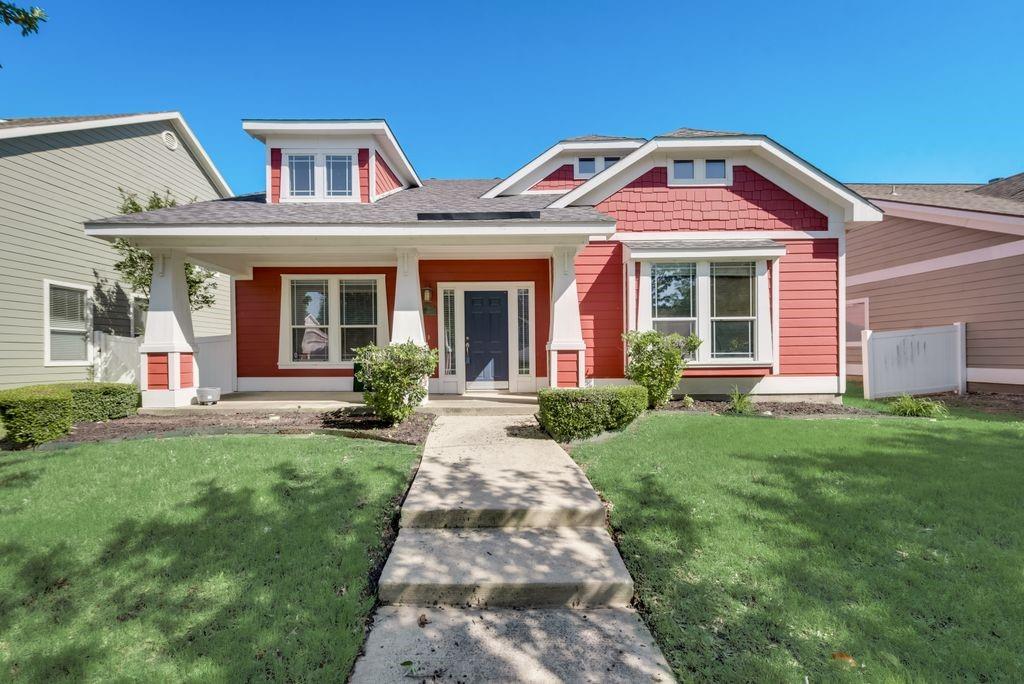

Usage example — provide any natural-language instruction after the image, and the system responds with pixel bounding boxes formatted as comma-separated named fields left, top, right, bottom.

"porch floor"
left=138, top=391, right=539, bottom=416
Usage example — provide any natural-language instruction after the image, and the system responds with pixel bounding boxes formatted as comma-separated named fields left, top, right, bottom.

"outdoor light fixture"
left=422, top=287, right=432, bottom=303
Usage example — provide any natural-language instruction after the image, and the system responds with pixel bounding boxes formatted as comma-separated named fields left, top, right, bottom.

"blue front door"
left=465, top=291, right=509, bottom=383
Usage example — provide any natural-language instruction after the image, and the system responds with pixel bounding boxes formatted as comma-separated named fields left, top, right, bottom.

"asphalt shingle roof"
left=88, top=179, right=615, bottom=226
left=0, top=112, right=158, bottom=130
left=848, top=183, right=1024, bottom=218
left=621, top=238, right=782, bottom=251
left=657, top=127, right=745, bottom=138
left=559, top=134, right=646, bottom=143
left=971, top=172, right=1024, bottom=202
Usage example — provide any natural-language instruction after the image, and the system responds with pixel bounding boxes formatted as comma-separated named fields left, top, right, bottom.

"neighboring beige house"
left=0, top=112, right=233, bottom=389
left=846, top=174, right=1024, bottom=393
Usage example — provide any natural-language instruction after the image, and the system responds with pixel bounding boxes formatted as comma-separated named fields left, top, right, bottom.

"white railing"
left=93, top=332, right=141, bottom=384
left=861, top=323, right=966, bottom=399
left=195, top=334, right=234, bottom=393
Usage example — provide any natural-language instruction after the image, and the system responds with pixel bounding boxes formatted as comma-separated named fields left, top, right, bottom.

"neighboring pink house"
left=84, top=120, right=881, bottom=407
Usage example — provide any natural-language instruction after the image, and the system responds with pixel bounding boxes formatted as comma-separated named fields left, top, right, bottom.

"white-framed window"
left=280, top=149, right=360, bottom=202
left=278, top=274, right=388, bottom=367
left=44, top=279, right=92, bottom=366
left=668, top=158, right=733, bottom=186
left=640, top=260, right=771, bottom=364
left=575, top=156, right=620, bottom=179
left=131, top=294, right=149, bottom=338
left=846, top=298, right=869, bottom=347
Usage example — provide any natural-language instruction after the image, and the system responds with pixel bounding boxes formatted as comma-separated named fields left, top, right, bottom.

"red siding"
left=269, top=148, right=281, bottom=203
left=358, top=149, right=370, bottom=203
left=235, top=267, right=397, bottom=378
left=180, top=352, right=194, bottom=388
left=530, top=164, right=583, bottom=192
left=597, top=165, right=827, bottom=232
left=419, top=259, right=550, bottom=378
left=374, top=153, right=403, bottom=197
left=778, top=239, right=839, bottom=375
left=576, top=243, right=624, bottom=378
left=147, top=353, right=168, bottom=390
left=557, top=350, right=579, bottom=387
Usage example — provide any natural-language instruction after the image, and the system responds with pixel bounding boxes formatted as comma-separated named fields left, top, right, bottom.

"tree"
left=1, top=2, right=46, bottom=66
left=111, top=189, right=217, bottom=312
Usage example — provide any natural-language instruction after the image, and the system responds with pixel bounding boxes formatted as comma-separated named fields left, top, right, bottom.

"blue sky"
left=3, top=0, right=1022, bottom=195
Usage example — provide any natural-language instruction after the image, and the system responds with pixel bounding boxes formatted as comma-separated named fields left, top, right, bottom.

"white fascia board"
left=550, top=137, right=882, bottom=223
left=868, top=199, right=1024, bottom=237
left=482, top=140, right=645, bottom=198
left=625, top=245, right=787, bottom=260
left=243, top=120, right=421, bottom=187
left=84, top=222, right=616, bottom=238
left=0, top=112, right=233, bottom=198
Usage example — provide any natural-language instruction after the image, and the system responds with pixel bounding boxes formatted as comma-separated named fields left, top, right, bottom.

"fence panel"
left=861, top=323, right=966, bottom=399
left=93, top=332, right=141, bottom=384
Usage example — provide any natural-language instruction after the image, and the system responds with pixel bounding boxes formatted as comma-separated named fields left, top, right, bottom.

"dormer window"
left=575, top=156, right=620, bottom=179
left=669, top=158, right=732, bottom=186
left=281, top=149, right=360, bottom=202
left=578, top=157, right=596, bottom=176
left=603, top=157, right=620, bottom=170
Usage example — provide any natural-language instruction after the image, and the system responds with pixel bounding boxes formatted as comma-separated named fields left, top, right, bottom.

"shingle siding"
left=0, top=120, right=230, bottom=389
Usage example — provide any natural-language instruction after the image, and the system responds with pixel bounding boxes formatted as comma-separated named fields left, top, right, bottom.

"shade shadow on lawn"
left=0, top=434, right=418, bottom=682
left=575, top=414, right=1024, bottom=682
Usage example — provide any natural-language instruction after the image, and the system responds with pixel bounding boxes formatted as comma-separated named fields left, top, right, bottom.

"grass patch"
left=572, top=412, right=1024, bottom=681
left=0, top=434, right=419, bottom=681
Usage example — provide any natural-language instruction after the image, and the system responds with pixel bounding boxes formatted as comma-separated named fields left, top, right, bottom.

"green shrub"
left=726, top=385, right=755, bottom=415
left=679, top=394, right=696, bottom=409
left=0, top=382, right=140, bottom=447
left=623, top=330, right=702, bottom=408
left=887, top=394, right=949, bottom=418
left=0, top=385, right=73, bottom=446
left=354, top=342, right=438, bottom=424
left=537, top=385, right=649, bottom=441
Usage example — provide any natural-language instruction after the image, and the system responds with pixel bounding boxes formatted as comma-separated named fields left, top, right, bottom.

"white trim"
left=848, top=238, right=1024, bottom=287
left=625, top=244, right=787, bottom=259
left=771, top=260, right=781, bottom=375
left=43, top=279, right=94, bottom=367
left=0, top=112, right=232, bottom=197
left=279, top=148, right=360, bottom=203
left=85, top=222, right=615, bottom=238
left=609, top=228, right=841, bottom=240
left=482, top=140, right=645, bottom=198
left=141, top=387, right=198, bottom=408
left=666, top=158, right=733, bottom=187
left=277, top=274, right=389, bottom=369
left=574, top=155, right=622, bottom=180
left=237, top=376, right=355, bottom=392
left=435, top=281, right=537, bottom=394
left=550, top=137, right=881, bottom=223
left=967, top=367, right=1024, bottom=385
left=677, top=374, right=841, bottom=396
left=371, top=149, right=409, bottom=201
left=869, top=199, right=1024, bottom=237
left=838, top=229, right=848, bottom=393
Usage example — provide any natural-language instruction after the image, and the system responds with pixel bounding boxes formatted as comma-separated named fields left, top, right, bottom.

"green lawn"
left=572, top=412, right=1024, bottom=682
left=0, top=434, right=419, bottom=682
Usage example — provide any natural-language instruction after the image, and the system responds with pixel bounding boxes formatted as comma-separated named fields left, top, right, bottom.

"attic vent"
left=417, top=211, right=541, bottom=221
left=161, top=130, right=179, bottom=151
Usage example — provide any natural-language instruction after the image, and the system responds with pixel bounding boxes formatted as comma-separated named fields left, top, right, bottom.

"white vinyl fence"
left=93, top=332, right=234, bottom=393
left=861, top=323, right=966, bottom=399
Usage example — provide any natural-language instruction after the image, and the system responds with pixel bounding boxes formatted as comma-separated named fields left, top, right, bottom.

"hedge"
left=537, top=385, right=648, bottom=442
left=0, top=382, right=139, bottom=447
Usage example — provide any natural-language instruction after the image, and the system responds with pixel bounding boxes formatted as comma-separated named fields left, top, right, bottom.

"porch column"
left=547, top=245, right=586, bottom=388
left=140, top=250, right=196, bottom=408
left=391, top=248, right=426, bottom=345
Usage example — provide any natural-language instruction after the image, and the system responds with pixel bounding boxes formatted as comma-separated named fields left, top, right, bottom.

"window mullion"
left=696, top=261, right=711, bottom=363
left=329, top=278, right=341, bottom=364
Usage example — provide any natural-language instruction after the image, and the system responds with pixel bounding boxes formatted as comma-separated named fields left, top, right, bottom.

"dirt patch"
left=935, top=391, right=1024, bottom=418
left=661, top=399, right=876, bottom=417
left=49, top=408, right=435, bottom=448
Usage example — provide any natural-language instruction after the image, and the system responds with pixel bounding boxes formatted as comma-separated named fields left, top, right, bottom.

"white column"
left=141, top=250, right=197, bottom=408
left=391, top=248, right=426, bottom=345
left=547, top=245, right=586, bottom=387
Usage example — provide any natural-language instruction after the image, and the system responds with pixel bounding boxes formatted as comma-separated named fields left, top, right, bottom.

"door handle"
left=465, top=338, right=470, bottom=355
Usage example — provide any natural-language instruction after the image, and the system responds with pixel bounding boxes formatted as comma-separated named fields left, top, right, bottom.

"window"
left=578, top=157, right=596, bottom=176
left=132, top=296, right=148, bottom=338
left=710, top=262, right=756, bottom=358
left=442, top=289, right=456, bottom=375
left=326, top=154, right=353, bottom=197
left=603, top=157, right=620, bottom=170
left=651, top=263, right=697, bottom=341
left=517, top=288, right=530, bottom=375
left=46, top=281, right=91, bottom=364
left=672, top=160, right=695, bottom=180
left=705, top=159, right=727, bottom=179
left=287, top=154, right=315, bottom=197
left=847, top=299, right=868, bottom=345
left=281, top=275, right=386, bottom=366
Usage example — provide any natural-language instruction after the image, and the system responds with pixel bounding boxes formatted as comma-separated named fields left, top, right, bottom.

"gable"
left=529, top=164, right=583, bottom=192
left=596, top=165, right=828, bottom=231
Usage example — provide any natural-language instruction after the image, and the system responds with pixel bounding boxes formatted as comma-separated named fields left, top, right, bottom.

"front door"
left=465, top=291, right=508, bottom=387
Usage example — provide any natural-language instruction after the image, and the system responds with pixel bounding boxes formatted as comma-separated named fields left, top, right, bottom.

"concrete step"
left=401, top=415, right=606, bottom=527
left=351, top=605, right=673, bottom=683
left=379, top=527, right=634, bottom=608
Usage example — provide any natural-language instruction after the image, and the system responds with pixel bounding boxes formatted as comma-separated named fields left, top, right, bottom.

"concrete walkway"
left=351, top=415, right=673, bottom=682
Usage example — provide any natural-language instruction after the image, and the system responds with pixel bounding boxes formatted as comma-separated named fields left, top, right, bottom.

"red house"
left=85, top=120, right=882, bottom=408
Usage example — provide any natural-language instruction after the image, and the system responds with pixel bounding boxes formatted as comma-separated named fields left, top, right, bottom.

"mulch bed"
left=936, top=391, right=1024, bottom=418
left=48, top=408, right=435, bottom=448
left=661, top=399, right=876, bottom=417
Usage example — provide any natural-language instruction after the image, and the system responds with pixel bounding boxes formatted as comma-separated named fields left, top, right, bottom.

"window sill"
left=44, top=360, right=94, bottom=367
left=688, top=360, right=772, bottom=368
left=278, top=361, right=355, bottom=369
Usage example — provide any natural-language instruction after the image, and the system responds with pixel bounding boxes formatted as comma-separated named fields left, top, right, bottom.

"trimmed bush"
left=538, top=385, right=649, bottom=442
left=888, top=394, right=949, bottom=418
left=354, top=342, right=438, bottom=424
left=623, top=330, right=702, bottom=408
left=0, top=385, right=73, bottom=447
left=0, top=382, right=140, bottom=447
